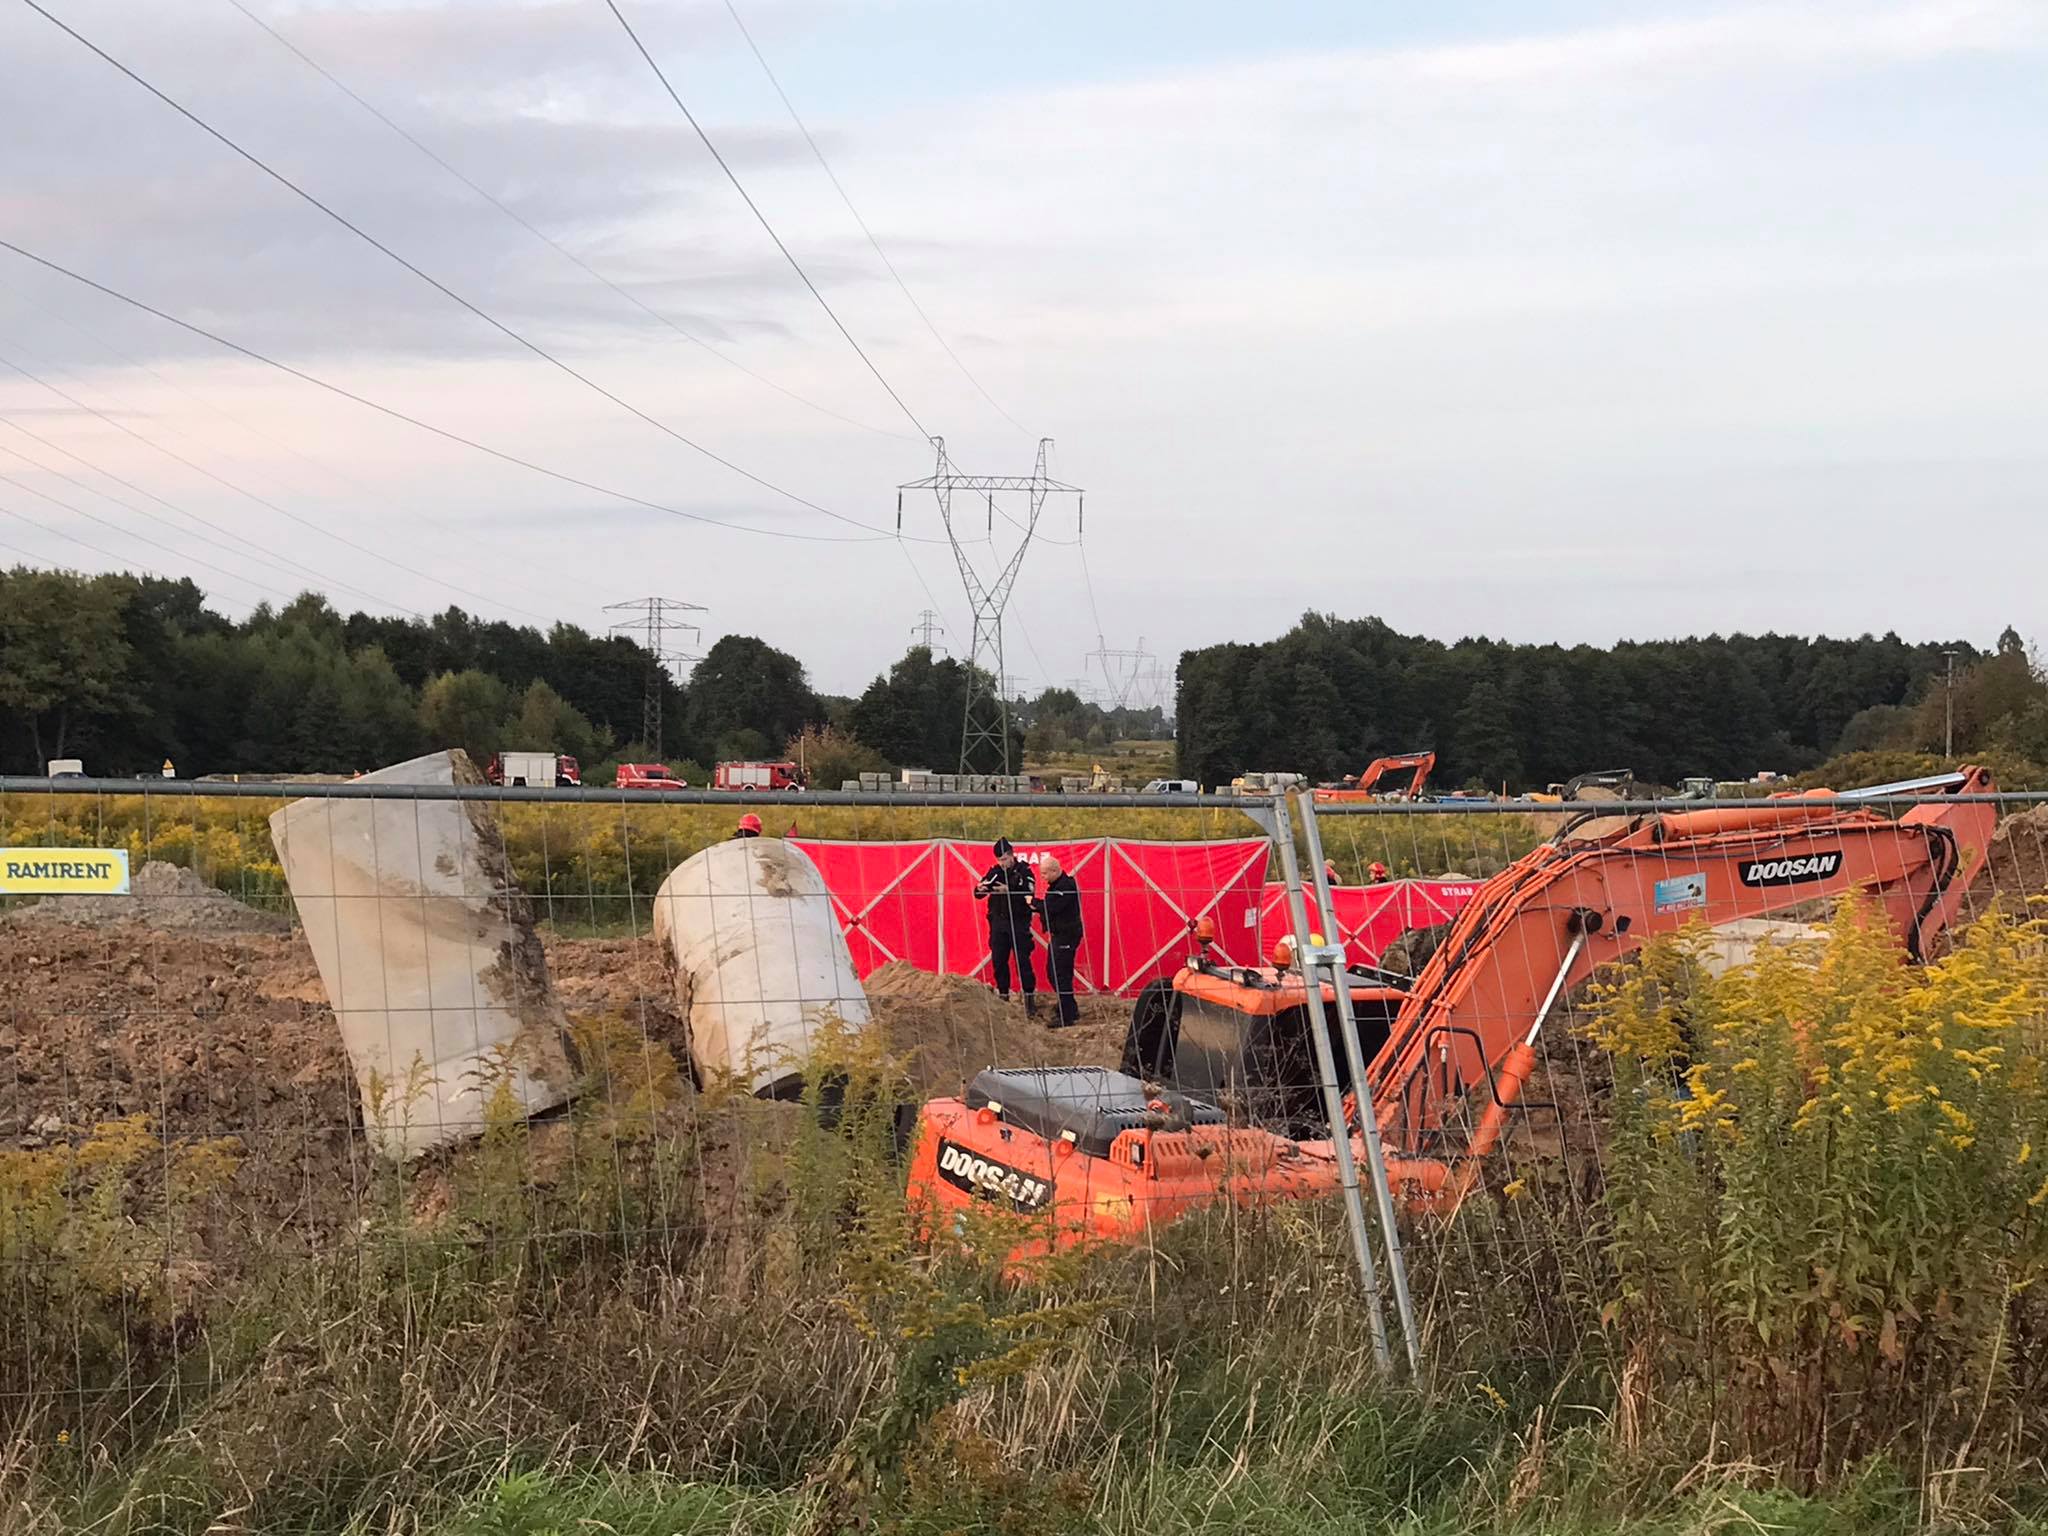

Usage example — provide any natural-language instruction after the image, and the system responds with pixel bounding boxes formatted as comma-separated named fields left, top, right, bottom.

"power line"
left=220, top=0, right=915, bottom=445
left=0, top=237, right=959, bottom=547
left=722, top=0, right=1033, bottom=440
left=19, top=0, right=918, bottom=544
left=601, top=0, right=931, bottom=441
left=0, top=459, right=292, bottom=603
left=0, top=341, right=558, bottom=622
left=0, top=413, right=402, bottom=610
left=0, top=497, right=173, bottom=580
left=0, top=274, right=622, bottom=611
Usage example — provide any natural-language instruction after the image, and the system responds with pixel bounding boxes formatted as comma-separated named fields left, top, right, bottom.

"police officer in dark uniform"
left=1034, top=853, right=1084, bottom=1028
left=973, top=837, right=1038, bottom=1013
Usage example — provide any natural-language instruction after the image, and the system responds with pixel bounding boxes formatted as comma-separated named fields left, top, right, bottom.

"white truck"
left=488, top=751, right=582, bottom=788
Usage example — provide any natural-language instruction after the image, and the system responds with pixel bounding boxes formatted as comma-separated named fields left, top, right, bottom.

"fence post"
left=1267, top=791, right=1395, bottom=1374
left=1294, top=791, right=1422, bottom=1375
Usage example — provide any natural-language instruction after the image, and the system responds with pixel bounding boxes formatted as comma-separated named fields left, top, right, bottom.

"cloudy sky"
left=0, top=0, right=2042, bottom=699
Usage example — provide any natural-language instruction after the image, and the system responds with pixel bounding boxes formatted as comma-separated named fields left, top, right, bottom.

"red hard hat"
left=738, top=813, right=763, bottom=833
left=1369, top=861, right=1389, bottom=880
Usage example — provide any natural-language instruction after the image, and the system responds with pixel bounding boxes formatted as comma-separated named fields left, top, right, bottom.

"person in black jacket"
left=1034, top=853, right=1084, bottom=1028
left=973, top=837, right=1038, bottom=1012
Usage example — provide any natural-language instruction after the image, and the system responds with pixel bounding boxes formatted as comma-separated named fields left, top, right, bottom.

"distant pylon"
left=605, top=596, right=705, bottom=754
left=1087, top=633, right=1154, bottom=711
left=899, top=438, right=1082, bottom=773
left=910, top=608, right=947, bottom=655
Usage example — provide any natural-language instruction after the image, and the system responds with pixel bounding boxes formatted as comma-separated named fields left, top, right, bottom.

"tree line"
left=0, top=569, right=1164, bottom=780
left=1175, top=613, right=2047, bottom=791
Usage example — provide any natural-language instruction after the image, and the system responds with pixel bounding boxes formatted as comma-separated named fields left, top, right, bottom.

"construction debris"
left=651, top=838, right=872, bottom=1098
left=268, top=750, right=577, bottom=1159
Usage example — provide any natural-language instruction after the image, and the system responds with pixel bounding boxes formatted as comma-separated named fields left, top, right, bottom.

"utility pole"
left=606, top=597, right=706, bottom=756
left=1943, top=648, right=1958, bottom=759
left=899, top=438, right=1082, bottom=774
left=910, top=608, right=947, bottom=655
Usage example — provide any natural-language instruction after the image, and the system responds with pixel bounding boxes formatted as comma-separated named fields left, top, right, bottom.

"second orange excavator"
left=908, top=769, right=2001, bottom=1245
left=1315, top=751, right=1436, bottom=803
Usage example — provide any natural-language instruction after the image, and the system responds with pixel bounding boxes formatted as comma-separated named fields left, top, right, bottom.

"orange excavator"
left=907, top=768, right=1999, bottom=1244
left=1315, top=751, right=1436, bottom=803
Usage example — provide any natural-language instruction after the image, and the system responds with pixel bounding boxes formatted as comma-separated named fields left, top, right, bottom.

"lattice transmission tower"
left=899, top=438, right=1082, bottom=773
left=910, top=608, right=948, bottom=655
left=1087, top=634, right=1156, bottom=711
left=605, top=596, right=705, bottom=754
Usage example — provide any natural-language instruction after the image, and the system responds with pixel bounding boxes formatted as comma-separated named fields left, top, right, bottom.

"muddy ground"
left=0, top=918, right=1151, bottom=1240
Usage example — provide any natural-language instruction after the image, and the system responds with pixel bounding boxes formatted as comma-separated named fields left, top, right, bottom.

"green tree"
left=786, top=723, right=888, bottom=788
left=505, top=678, right=612, bottom=766
left=418, top=669, right=514, bottom=769
left=336, top=647, right=424, bottom=768
left=683, top=636, right=822, bottom=760
left=1451, top=677, right=1522, bottom=791
left=0, top=568, right=133, bottom=769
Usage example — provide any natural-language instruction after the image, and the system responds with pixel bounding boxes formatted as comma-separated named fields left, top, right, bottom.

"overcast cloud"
left=0, top=0, right=2041, bottom=699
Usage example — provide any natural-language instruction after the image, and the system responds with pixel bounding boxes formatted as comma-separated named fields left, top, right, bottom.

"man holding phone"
left=973, top=837, right=1039, bottom=1014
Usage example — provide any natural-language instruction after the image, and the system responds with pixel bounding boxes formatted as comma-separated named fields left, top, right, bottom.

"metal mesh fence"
left=1, top=773, right=2044, bottom=1475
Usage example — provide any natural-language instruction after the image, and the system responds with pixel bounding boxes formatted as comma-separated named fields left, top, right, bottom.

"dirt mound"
left=1972, top=805, right=2048, bottom=910
left=5, top=861, right=289, bottom=934
left=862, top=960, right=1129, bottom=1098
left=541, top=933, right=691, bottom=1069
left=0, top=921, right=362, bottom=1238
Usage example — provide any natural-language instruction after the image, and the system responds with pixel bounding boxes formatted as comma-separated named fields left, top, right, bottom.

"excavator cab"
left=1120, top=923, right=1408, bottom=1139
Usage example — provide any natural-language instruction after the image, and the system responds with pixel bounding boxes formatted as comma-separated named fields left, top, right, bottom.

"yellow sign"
left=0, top=849, right=131, bottom=895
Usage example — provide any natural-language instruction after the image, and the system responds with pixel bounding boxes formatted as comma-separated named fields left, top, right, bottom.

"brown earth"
left=861, top=959, right=1130, bottom=1099
left=0, top=921, right=1136, bottom=1240
left=1971, top=803, right=2048, bottom=912
left=4, top=860, right=290, bottom=933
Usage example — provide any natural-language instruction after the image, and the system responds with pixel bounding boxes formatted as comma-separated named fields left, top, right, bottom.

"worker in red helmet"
left=1368, top=861, right=1389, bottom=883
left=735, top=812, right=763, bottom=839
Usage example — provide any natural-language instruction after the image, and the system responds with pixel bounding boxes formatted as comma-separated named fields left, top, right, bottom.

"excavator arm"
left=1365, top=767, right=1998, bottom=1185
left=1319, top=751, right=1436, bottom=803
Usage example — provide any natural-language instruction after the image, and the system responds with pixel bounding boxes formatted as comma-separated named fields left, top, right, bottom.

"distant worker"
left=1368, top=861, right=1389, bottom=883
left=973, top=837, right=1039, bottom=1014
left=1323, top=857, right=1340, bottom=887
left=1034, top=854, right=1085, bottom=1029
left=734, top=812, right=763, bottom=840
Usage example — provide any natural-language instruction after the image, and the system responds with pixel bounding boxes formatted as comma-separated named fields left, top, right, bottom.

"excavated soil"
left=0, top=922, right=368, bottom=1242
left=861, top=960, right=1131, bottom=1098
left=3, top=860, right=290, bottom=933
left=0, top=910, right=1632, bottom=1240
left=0, top=925, right=1137, bottom=1240
left=1971, top=804, right=2048, bottom=913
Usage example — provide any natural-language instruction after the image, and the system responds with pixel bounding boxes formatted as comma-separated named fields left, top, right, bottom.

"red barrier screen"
left=1256, top=878, right=1484, bottom=967
left=789, top=837, right=1270, bottom=997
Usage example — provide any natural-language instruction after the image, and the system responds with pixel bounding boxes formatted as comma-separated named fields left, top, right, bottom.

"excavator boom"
left=1368, top=767, right=1997, bottom=1155
left=906, top=768, right=2001, bottom=1248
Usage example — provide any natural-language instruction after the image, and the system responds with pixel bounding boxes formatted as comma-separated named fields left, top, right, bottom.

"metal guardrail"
left=2, top=776, right=2042, bottom=812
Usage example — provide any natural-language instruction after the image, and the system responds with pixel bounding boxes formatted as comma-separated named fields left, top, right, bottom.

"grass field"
left=8, top=910, right=2048, bottom=1533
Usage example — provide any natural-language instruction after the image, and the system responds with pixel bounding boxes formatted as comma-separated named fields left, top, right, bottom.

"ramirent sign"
left=0, top=849, right=130, bottom=895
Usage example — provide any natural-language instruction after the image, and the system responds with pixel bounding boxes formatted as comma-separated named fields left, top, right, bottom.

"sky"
left=0, top=0, right=2042, bottom=702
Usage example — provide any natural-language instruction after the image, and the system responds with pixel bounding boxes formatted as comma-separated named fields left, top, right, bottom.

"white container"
left=652, top=838, right=870, bottom=1098
left=269, top=750, right=577, bottom=1158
